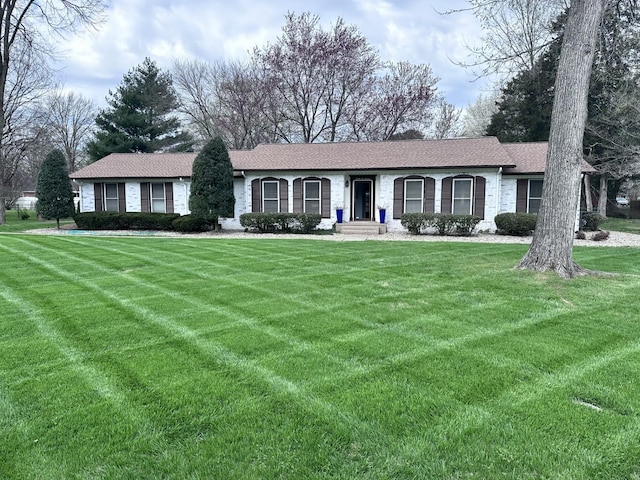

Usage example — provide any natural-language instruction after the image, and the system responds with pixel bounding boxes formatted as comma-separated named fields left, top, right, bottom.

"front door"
left=352, top=180, right=373, bottom=220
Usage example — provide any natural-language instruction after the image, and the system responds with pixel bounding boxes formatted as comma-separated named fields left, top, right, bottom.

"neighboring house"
left=70, top=137, right=595, bottom=232
left=15, top=191, right=37, bottom=209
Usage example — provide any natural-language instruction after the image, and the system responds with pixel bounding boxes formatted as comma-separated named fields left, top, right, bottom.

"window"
left=452, top=178, right=473, bottom=214
left=404, top=179, right=424, bottom=213
left=262, top=181, right=279, bottom=213
left=104, top=183, right=119, bottom=211
left=528, top=180, right=543, bottom=214
left=304, top=180, right=320, bottom=214
left=151, top=183, right=166, bottom=213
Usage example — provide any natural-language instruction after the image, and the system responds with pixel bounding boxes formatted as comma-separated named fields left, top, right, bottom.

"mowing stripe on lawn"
left=3, top=236, right=582, bottom=450
left=52, top=235, right=457, bottom=354
left=49, top=236, right=544, bottom=384
left=0, top=238, right=368, bottom=432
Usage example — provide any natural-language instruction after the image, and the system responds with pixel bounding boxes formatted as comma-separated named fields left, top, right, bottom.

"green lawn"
left=2, top=234, right=640, bottom=479
left=603, top=216, right=640, bottom=234
left=0, top=208, right=74, bottom=233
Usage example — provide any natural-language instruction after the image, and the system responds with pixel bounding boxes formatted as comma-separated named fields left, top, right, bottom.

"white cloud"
left=54, top=0, right=491, bottom=109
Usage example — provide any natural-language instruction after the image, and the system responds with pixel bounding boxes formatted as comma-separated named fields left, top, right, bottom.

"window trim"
left=104, top=182, right=119, bottom=212
left=303, top=179, right=321, bottom=214
left=528, top=179, right=543, bottom=214
left=404, top=178, right=424, bottom=214
left=452, top=178, right=473, bottom=215
left=262, top=180, right=280, bottom=213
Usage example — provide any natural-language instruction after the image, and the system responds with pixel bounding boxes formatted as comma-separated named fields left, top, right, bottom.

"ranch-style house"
left=70, top=137, right=595, bottom=232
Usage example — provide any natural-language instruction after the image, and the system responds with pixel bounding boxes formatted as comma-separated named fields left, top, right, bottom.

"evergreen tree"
left=35, top=149, right=75, bottom=229
left=86, top=58, right=194, bottom=162
left=189, top=137, right=235, bottom=228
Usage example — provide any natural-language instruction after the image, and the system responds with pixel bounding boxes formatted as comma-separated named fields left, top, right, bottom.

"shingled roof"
left=231, top=136, right=515, bottom=171
left=502, top=142, right=596, bottom=174
left=71, top=137, right=522, bottom=180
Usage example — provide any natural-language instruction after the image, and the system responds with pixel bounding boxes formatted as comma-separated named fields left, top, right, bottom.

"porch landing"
left=335, top=221, right=387, bottom=235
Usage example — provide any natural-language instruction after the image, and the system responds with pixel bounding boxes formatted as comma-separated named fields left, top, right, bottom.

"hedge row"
left=240, top=212, right=322, bottom=233
left=400, top=213, right=481, bottom=236
left=74, top=212, right=215, bottom=233
left=74, top=212, right=180, bottom=230
left=494, top=212, right=538, bottom=236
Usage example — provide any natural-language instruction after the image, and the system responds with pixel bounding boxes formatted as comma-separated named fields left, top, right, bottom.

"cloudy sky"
left=56, top=0, right=490, bottom=110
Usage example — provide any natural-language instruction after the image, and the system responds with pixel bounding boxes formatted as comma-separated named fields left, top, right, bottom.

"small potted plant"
left=377, top=205, right=387, bottom=224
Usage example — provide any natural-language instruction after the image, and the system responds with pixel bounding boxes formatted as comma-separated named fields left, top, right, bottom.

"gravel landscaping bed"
left=19, top=226, right=640, bottom=247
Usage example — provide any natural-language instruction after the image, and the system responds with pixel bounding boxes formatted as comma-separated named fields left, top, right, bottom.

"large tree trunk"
left=517, top=0, right=609, bottom=278
left=597, top=173, right=608, bottom=217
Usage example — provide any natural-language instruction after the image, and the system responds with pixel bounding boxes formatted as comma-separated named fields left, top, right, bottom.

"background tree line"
left=464, top=2, right=640, bottom=215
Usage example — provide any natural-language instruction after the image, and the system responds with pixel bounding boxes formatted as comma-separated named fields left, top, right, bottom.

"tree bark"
left=517, top=0, right=610, bottom=278
left=598, top=173, right=608, bottom=217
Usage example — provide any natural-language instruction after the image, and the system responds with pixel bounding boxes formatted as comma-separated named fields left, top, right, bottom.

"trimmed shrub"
left=591, top=230, right=610, bottom=241
left=582, top=212, right=606, bottom=231
left=400, top=213, right=428, bottom=235
left=171, top=215, right=210, bottom=233
left=455, top=215, right=482, bottom=236
left=74, top=212, right=179, bottom=230
left=575, top=231, right=586, bottom=240
left=240, top=212, right=277, bottom=232
left=401, top=213, right=481, bottom=236
left=239, top=212, right=322, bottom=234
left=295, top=213, right=322, bottom=233
left=494, top=212, right=537, bottom=236
left=431, top=214, right=456, bottom=236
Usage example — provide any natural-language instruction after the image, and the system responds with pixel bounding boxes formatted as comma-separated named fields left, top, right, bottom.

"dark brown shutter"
left=321, top=178, right=331, bottom=218
left=251, top=179, right=261, bottom=212
left=140, top=183, right=150, bottom=212
left=473, top=176, right=486, bottom=219
left=516, top=179, right=528, bottom=213
left=279, top=178, right=288, bottom=212
left=393, top=177, right=404, bottom=219
left=165, top=182, right=174, bottom=213
left=94, top=183, right=103, bottom=212
left=293, top=178, right=302, bottom=213
left=117, top=183, right=126, bottom=212
left=441, top=177, right=453, bottom=214
left=424, top=177, right=436, bottom=213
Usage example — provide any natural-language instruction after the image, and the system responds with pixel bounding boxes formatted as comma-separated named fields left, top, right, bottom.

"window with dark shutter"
left=473, top=176, right=486, bottom=219
left=516, top=179, right=528, bottom=213
left=441, top=177, right=453, bottom=213
left=94, top=183, right=103, bottom=212
left=393, top=177, right=404, bottom=219
left=118, top=183, right=126, bottom=212
left=279, top=178, right=288, bottom=212
left=321, top=178, right=331, bottom=218
left=140, top=183, right=150, bottom=212
left=293, top=178, right=303, bottom=213
left=424, top=177, right=436, bottom=213
left=251, top=179, right=261, bottom=212
left=165, top=182, right=174, bottom=214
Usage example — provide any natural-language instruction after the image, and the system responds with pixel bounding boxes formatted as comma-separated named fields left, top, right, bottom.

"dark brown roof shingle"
left=73, top=138, right=596, bottom=180
left=502, top=142, right=596, bottom=174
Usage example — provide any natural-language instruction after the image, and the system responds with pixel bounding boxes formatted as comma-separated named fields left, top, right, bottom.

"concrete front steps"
left=336, top=221, right=387, bottom=235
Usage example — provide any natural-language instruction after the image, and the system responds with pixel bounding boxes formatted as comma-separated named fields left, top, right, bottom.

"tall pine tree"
left=35, top=150, right=75, bottom=229
left=87, top=58, right=194, bottom=162
left=189, top=137, right=235, bottom=229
